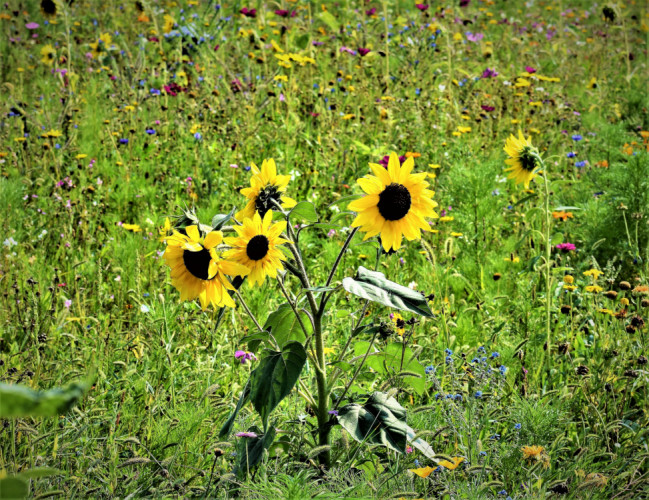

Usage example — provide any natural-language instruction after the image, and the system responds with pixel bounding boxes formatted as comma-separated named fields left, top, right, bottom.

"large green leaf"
left=342, top=267, right=433, bottom=317
left=249, top=342, right=307, bottom=429
left=219, top=383, right=251, bottom=438
left=337, top=392, right=408, bottom=454
left=250, top=304, right=312, bottom=351
left=353, top=342, right=426, bottom=395
left=234, top=426, right=276, bottom=479
left=0, top=381, right=89, bottom=418
left=289, top=201, right=318, bottom=223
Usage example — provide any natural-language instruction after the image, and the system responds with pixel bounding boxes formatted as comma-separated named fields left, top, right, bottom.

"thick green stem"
left=313, top=312, right=331, bottom=466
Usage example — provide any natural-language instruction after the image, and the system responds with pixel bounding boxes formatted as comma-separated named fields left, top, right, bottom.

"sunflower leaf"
left=254, top=304, right=312, bottom=351
left=249, top=342, right=307, bottom=430
left=337, top=392, right=408, bottom=454
left=289, top=201, right=318, bottom=223
left=342, top=267, right=433, bottom=317
left=211, top=207, right=236, bottom=230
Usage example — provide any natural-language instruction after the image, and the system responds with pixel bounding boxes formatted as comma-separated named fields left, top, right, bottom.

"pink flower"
left=235, top=431, right=258, bottom=438
left=555, top=243, right=576, bottom=253
left=358, top=47, right=371, bottom=57
left=415, top=4, right=429, bottom=11
left=25, top=22, right=39, bottom=29
left=235, top=350, right=257, bottom=364
left=466, top=32, right=484, bottom=43
left=525, top=66, right=537, bottom=73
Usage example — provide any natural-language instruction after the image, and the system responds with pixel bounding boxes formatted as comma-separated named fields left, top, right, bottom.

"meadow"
left=0, top=0, right=648, bottom=498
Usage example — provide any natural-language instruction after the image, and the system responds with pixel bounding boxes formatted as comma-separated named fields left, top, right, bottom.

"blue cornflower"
left=479, top=451, right=487, bottom=457
left=194, top=132, right=202, bottom=141
left=445, top=348, right=453, bottom=356
left=497, top=490, right=507, bottom=496
left=119, top=138, right=129, bottom=145
left=514, top=423, right=522, bottom=430
left=454, top=394, right=463, bottom=401
left=499, top=365, right=507, bottom=375
left=474, top=391, right=483, bottom=398
left=425, top=365, right=435, bottom=375
left=571, top=134, right=582, bottom=141
left=414, top=459, right=421, bottom=467
left=471, top=357, right=479, bottom=364
left=478, top=346, right=486, bottom=353
left=434, top=393, right=442, bottom=400
left=567, top=151, right=576, bottom=158
left=575, top=160, right=586, bottom=168
left=445, top=356, right=453, bottom=364
left=145, top=129, right=156, bottom=135
left=490, top=433, right=501, bottom=440
left=490, top=352, right=500, bottom=359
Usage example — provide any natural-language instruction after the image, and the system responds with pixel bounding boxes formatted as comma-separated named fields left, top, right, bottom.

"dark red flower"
left=358, top=47, right=371, bottom=57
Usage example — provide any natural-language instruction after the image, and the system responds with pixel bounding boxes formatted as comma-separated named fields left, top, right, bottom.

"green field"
left=0, top=0, right=648, bottom=498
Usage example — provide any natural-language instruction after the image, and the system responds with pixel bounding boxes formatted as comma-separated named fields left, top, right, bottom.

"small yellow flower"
left=585, top=285, right=603, bottom=293
left=563, top=285, right=577, bottom=291
left=563, top=275, right=574, bottom=284
left=620, top=298, right=629, bottom=306
left=583, top=269, right=603, bottom=279
left=122, top=223, right=142, bottom=232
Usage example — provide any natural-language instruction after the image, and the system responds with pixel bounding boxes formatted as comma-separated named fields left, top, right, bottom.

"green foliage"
left=0, top=381, right=89, bottom=418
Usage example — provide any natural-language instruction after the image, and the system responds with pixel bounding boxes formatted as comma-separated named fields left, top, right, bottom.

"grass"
left=0, top=0, right=648, bottom=498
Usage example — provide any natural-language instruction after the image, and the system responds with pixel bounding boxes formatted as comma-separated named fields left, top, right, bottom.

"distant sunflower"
left=40, top=44, right=56, bottom=65
left=236, top=158, right=296, bottom=221
left=503, top=130, right=540, bottom=188
left=90, top=33, right=112, bottom=59
left=40, top=0, right=57, bottom=18
left=348, top=152, right=438, bottom=252
left=224, top=211, right=289, bottom=287
left=163, top=225, right=249, bottom=309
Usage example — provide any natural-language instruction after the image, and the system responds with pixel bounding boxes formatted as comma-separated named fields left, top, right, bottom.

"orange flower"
left=552, top=210, right=574, bottom=221
left=595, top=160, right=609, bottom=168
left=438, top=457, right=465, bottom=470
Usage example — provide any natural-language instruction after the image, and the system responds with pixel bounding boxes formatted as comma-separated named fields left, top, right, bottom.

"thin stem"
left=232, top=288, right=263, bottom=332
left=319, top=227, right=358, bottom=314
left=540, top=159, right=553, bottom=379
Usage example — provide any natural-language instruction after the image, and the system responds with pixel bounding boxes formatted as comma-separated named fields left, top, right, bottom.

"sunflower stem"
left=538, top=155, right=553, bottom=381
left=318, top=227, right=358, bottom=315
left=232, top=288, right=263, bottom=332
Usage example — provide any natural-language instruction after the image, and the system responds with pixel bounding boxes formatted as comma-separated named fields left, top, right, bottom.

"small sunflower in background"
left=503, top=130, right=540, bottom=188
left=40, top=45, right=56, bottom=65
left=40, top=0, right=57, bottom=18
left=236, top=158, right=296, bottom=221
left=163, top=225, right=249, bottom=309
left=348, top=152, right=438, bottom=252
left=224, top=211, right=289, bottom=287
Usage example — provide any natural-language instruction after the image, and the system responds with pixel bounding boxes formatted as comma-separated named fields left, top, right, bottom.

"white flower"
left=438, top=84, right=446, bottom=92
left=140, top=304, right=150, bottom=313
left=408, top=281, right=418, bottom=290
left=3, top=237, right=18, bottom=248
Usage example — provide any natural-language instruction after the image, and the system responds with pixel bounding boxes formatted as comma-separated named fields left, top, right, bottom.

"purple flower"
left=234, top=350, right=257, bottom=364
left=328, top=410, right=339, bottom=416
left=119, top=138, right=129, bottom=145
left=358, top=47, right=371, bottom=57
left=566, top=152, right=576, bottom=158
left=555, top=243, right=576, bottom=252
left=415, top=4, right=429, bottom=11
left=235, top=431, right=258, bottom=438
left=481, top=105, right=495, bottom=112
left=575, top=160, right=587, bottom=168
left=524, top=66, right=537, bottom=73
left=240, top=7, right=256, bottom=18
left=571, top=134, right=583, bottom=141
left=25, top=22, right=40, bottom=29
left=466, top=32, right=484, bottom=42
left=482, top=68, right=498, bottom=78
left=339, top=46, right=357, bottom=56
left=365, top=7, right=377, bottom=16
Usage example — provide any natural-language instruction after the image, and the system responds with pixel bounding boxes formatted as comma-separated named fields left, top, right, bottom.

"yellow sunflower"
left=236, top=158, right=296, bottom=221
left=224, top=211, right=289, bottom=287
left=348, top=152, right=438, bottom=252
left=163, top=225, right=249, bottom=309
left=503, top=130, right=540, bottom=188
left=40, top=44, right=56, bottom=65
left=40, top=0, right=57, bottom=18
left=90, top=33, right=112, bottom=59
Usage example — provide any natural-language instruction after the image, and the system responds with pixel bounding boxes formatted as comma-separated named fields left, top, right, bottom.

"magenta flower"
left=555, top=243, right=576, bottom=253
left=235, top=350, right=257, bottom=364
left=466, top=32, right=484, bottom=43
left=415, top=4, right=429, bottom=11
left=481, top=105, right=495, bottom=112
left=525, top=66, right=537, bottom=74
left=460, top=0, right=471, bottom=6
left=339, top=46, right=357, bottom=56
left=365, top=7, right=377, bottom=16
left=235, top=431, right=258, bottom=438
left=25, top=22, right=40, bottom=29
left=240, top=7, right=256, bottom=18
left=358, top=47, right=371, bottom=57
left=482, top=68, right=499, bottom=78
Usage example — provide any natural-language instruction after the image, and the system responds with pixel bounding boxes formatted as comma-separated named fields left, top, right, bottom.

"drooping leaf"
left=337, top=392, right=409, bottom=454
left=0, top=381, right=89, bottom=418
left=249, top=342, right=307, bottom=429
left=234, top=426, right=276, bottom=479
left=289, top=201, right=318, bottom=223
left=342, top=267, right=433, bottom=317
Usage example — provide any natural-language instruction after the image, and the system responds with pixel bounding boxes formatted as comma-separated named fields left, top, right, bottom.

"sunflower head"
left=40, top=0, right=57, bottom=17
left=504, top=130, right=540, bottom=188
left=348, top=152, right=438, bottom=252
left=236, top=158, right=296, bottom=221
left=224, top=211, right=289, bottom=287
left=163, top=225, right=249, bottom=309
left=40, top=45, right=56, bottom=65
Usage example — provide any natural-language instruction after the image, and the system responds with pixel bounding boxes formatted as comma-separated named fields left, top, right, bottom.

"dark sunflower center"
left=183, top=248, right=212, bottom=280
left=254, top=185, right=281, bottom=217
left=519, top=147, right=537, bottom=172
left=377, top=183, right=411, bottom=221
left=246, top=235, right=269, bottom=261
left=41, top=0, right=57, bottom=15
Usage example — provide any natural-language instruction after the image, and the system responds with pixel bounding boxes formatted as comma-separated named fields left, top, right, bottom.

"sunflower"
left=236, top=158, right=296, bottom=221
left=40, top=0, right=57, bottom=18
left=40, top=44, right=56, bottom=65
left=503, top=130, right=540, bottom=188
left=163, top=225, right=249, bottom=309
left=224, top=211, right=289, bottom=287
left=348, top=152, right=438, bottom=252
left=90, top=33, right=112, bottom=59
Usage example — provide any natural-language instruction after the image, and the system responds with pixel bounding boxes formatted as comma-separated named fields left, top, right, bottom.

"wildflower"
left=474, top=391, right=483, bottom=398
left=425, top=365, right=434, bottom=375
left=409, top=466, right=435, bottom=478
left=567, top=152, right=577, bottom=158
left=499, top=365, right=507, bottom=375
left=585, top=285, right=603, bottom=293
left=236, top=158, right=297, bottom=220
left=358, top=47, right=371, bottom=57
left=514, top=423, right=522, bottom=430
left=572, top=134, right=583, bottom=141
left=503, top=130, right=540, bottom=188
left=583, top=269, right=603, bottom=279
left=482, top=68, right=498, bottom=78
left=348, top=152, right=439, bottom=252
left=391, top=312, right=406, bottom=336
left=235, top=431, right=258, bottom=438
left=234, top=350, right=257, bottom=364
left=328, top=410, right=339, bottom=416
left=162, top=226, right=249, bottom=309
left=122, top=223, right=141, bottom=232
left=575, top=160, right=586, bottom=168
left=490, top=351, right=500, bottom=359
left=438, top=457, right=464, bottom=470
left=563, top=275, right=574, bottom=284
left=240, top=7, right=256, bottom=17
left=555, top=242, right=576, bottom=252
left=552, top=211, right=573, bottom=221
left=224, top=211, right=289, bottom=287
